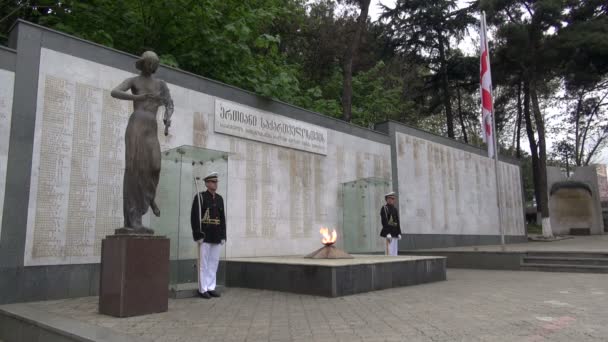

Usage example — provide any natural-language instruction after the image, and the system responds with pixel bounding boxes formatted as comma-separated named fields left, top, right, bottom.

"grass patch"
left=527, top=223, right=542, bottom=234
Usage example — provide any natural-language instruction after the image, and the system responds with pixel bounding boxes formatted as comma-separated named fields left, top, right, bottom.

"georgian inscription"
left=215, top=99, right=327, bottom=155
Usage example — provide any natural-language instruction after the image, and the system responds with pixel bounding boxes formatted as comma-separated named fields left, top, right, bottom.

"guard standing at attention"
left=380, top=191, right=401, bottom=256
left=191, top=172, right=226, bottom=299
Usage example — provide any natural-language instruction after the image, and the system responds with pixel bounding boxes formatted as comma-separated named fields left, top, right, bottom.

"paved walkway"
left=25, top=269, right=608, bottom=342
left=415, top=235, right=608, bottom=253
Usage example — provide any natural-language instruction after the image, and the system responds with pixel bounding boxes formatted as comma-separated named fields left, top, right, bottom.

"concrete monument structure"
left=0, top=20, right=525, bottom=304
left=547, top=166, right=605, bottom=235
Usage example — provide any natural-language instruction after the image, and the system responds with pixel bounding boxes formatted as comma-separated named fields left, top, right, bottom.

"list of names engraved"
left=31, top=75, right=75, bottom=260
left=24, top=48, right=138, bottom=265
left=93, top=91, right=130, bottom=256
left=65, top=83, right=102, bottom=257
left=28, top=76, right=132, bottom=265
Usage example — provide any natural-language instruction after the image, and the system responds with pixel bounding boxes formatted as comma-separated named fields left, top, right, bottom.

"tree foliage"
left=380, top=0, right=476, bottom=138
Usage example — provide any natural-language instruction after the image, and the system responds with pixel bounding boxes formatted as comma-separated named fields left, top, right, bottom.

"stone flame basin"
left=305, top=243, right=354, bottom=259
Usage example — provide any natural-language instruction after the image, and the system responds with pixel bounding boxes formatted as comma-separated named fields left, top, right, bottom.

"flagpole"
left=482, top=12, right=505, bottom=247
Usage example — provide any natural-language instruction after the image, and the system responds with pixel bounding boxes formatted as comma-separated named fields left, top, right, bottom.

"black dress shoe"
left=197, top=291, right=211, bottom=299
left=208, top=290, right=221, bottom=298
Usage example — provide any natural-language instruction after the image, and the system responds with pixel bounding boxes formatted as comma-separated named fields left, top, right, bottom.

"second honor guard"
left=190, top=172, right=226, bottom=299
left=380, top=191, right=401, bottom=256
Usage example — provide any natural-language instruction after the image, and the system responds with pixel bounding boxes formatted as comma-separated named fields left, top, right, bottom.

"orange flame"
left=320, top=227, right=337, bottom=245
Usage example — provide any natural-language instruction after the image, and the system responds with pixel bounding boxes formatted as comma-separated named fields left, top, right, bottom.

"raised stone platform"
left=225, top=254, right=446, bottom=297
left=400, top=236, right=608, bottom=273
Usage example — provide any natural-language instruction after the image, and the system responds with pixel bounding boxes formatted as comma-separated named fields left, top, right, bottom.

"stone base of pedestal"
left=99, top=235, right=169, bottom=317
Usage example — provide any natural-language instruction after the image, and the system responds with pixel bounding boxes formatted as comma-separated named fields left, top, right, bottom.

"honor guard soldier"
left=190, top=172, right=226, bottom=299
left=380, top=191, right=401, bottom=256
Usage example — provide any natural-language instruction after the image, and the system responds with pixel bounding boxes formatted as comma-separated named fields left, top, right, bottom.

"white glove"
left=220, top=239, right=225, bottom=245
left=398, top=234, right=402, bottom=240
left=386, top=234, right=392, bottom=240
left=196, top=239, right=204, bottom=245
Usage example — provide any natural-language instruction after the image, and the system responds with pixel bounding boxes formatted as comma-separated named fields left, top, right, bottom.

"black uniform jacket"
left=380, top=204, right=402, bottom=238
left=190, top=191, right=226, bottom=244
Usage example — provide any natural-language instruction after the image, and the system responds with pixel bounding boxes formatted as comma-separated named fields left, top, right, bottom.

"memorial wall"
left=23, top=48, right=391, bottom=265
left=1, top=21, right=525, bottom=277
left=0, top=66, right=15, bottom=241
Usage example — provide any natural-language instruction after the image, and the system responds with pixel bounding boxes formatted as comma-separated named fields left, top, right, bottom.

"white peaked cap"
left=204, top=172, right=219, bottom=181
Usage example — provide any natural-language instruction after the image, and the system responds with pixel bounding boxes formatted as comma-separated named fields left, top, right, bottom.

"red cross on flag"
left=480, top=13, right=495, bottom=158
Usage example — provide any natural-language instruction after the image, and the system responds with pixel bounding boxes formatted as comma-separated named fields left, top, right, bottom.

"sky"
left=368, top=0, right=394, bottom=21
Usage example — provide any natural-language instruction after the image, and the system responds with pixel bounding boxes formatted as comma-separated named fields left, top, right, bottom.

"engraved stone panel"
left=25, top=49, right=175, bottom=265
left=396, top=133, right=525, bottom=236
left=65, top=83, right=103, bottom=258
left=30, top=75, right=75, bottom=263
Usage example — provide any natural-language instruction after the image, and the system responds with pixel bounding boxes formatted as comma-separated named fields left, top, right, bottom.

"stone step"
left=524, top=252, right=608, bottom=259
left=522, top=256, right=608, bottom=266
left=520, top=263, right=608, bottom=274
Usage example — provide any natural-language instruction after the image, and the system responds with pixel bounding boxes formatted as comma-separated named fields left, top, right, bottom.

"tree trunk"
left=438, top=34, right=454, bottom=138
left=530, top=80, right=553, bottom=238
left=523, top=80, right=541, bottom=224
left=578, top=91, right=607, bottom=165
left=342, top=56, right=354, bottom=122
left=341, top=0, right=371, bottom=122
left=456, top=86, right=468, bottom=143
left=565, top=150, right=570, bottom=177
left=574, top=91, right=583, bottom=166
left=515, top=81, right=522, bottom=158
left=584, top=135, right=607, bottom=165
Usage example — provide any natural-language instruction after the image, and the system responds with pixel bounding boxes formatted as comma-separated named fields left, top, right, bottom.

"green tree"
left=284, top=0, right=406, bottom=122
left=339, top=0, right=371, bottom=122
left=2, top=0, right=307, bottom=101
left=0, top=1, right=65, bottom=42
left=351, top=61, right=414, bottom=127
left=549, top=140, right=575, bottom=177
left=381, top=0, right=476, bottom=138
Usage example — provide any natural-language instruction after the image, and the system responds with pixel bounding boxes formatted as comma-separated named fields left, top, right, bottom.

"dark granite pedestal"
left=226, top=255, right=446, bottom=297
left=99, top=235, right=169, bottom=317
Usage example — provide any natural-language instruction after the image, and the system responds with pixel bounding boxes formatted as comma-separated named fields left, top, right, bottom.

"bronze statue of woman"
left=111, top=51, right=174, bottom=234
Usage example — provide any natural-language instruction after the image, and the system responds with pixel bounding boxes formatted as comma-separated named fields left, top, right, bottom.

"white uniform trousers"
left=385, top=238, right=399, bottom=256
left=198, top=242, right=221, bottom=293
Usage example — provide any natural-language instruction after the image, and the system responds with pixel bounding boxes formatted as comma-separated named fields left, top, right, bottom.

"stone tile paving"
left=28, top=269, right=608, bottom=341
